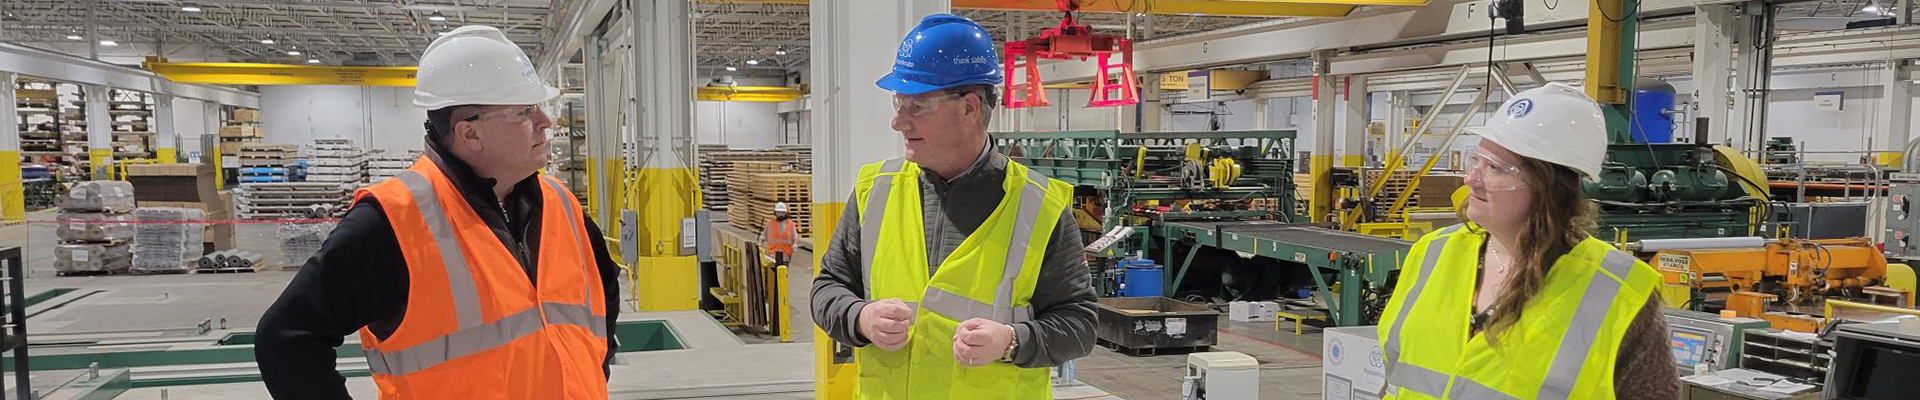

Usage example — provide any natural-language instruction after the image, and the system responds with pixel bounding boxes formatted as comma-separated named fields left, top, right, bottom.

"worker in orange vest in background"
left=763, top=201, right=799, bottom=266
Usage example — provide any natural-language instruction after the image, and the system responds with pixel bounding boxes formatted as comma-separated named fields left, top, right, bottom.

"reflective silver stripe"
left=1451, top=374, right=1525, bottom=400
left=397, top=171, right=483, bottom=330
left=991, top=168, right=1048, bottom=321
left=541, top=177, right=596, bottom=302
left=1535, top=250, right=1637, bottom=400
left=1386, top=362, right=1451, bottom=398
left=365, top=306, right=546, bottom=375
left=922, top=286, right=1034, bottom=323
left=542, top=302, right=610, bottom=338
left=1382, top=224, right=1463, bottom=367
left=860, top=159, right=905, bottom=298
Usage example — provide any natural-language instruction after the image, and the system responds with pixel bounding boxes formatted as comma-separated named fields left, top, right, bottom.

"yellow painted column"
left=83, top=84, right=112, bottom=179
left=1308, top=54, right=1338, bottom=223
left=811, top=202, right=854, bottom=399
left=0, top=72, right=22, bottom=221
left=624, top=0, right=700, bottom=312
left=153, top=93, right=177, bottom=163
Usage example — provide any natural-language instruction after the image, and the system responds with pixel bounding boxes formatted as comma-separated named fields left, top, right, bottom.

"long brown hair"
left=1456, top=156, right=1598, bottom=339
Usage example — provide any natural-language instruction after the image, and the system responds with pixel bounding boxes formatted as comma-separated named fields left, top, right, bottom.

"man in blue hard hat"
left=811, top=13, right=1097, bottom=399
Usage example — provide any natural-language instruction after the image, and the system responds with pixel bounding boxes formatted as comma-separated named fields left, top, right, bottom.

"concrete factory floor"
left=1, top=210, right=1336, bottom=399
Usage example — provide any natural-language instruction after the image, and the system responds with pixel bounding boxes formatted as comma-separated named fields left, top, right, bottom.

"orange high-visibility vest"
left=352, top=156, right=608, bottom=400
left=765, top=218, right=797, bottom=257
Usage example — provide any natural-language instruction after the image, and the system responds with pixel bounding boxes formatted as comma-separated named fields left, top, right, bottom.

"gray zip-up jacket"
left=810, top=144, right=1097, bottom=368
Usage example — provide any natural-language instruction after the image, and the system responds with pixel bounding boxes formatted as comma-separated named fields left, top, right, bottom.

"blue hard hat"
left=875, top=14, right=1003, bottom=95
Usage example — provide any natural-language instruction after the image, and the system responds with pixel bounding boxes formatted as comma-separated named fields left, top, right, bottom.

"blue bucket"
left=1119, top=264, right=1164, bottom=297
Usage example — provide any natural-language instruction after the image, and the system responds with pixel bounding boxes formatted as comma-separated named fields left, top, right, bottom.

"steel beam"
left=103, top=0, right=552, bottom=14
left=0, top=42, right=259, bottom=107
left=1694, top=3, right=1736, bottom=146
left=1034, top=0, right=1698, bottom=84
left=1309, top=51, right=1336, bottom=223
left=1341, top=75, right=1367, bottom=167
left=84, top=84, right=111, bottom=178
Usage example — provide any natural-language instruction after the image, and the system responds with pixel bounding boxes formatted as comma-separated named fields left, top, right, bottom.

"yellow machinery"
left=709, top=227, right=793, bottom=342
left=1648, top=237, right=1897, bottom=332
left=1651, top=237, right=1888, bottom=303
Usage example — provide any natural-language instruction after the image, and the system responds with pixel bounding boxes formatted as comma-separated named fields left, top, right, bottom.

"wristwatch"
left=999, top=327, right=1018, bottom=363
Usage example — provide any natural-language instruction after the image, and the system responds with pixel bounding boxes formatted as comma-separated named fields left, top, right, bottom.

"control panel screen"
left=1670, top=328, right=1711, bottom=370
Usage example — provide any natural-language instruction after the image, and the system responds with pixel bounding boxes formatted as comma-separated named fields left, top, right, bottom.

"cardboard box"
left=126, top=163, right=217, bottom=203
left=232, top=109, right=259, bottom=123
left=1323, top=326, right=1386, bottom=400
left=1416, top=175, right=1467, bottom=208
left=1228, top=301, right=1282, bottom=322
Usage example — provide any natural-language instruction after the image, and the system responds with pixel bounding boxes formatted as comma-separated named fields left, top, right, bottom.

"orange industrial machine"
left=1645, top=237, right=1889, bottom=332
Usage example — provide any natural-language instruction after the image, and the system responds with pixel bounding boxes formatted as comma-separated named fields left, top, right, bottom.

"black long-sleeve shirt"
left=811, top=144, right=1097, bottom=368
left=256, top=142, right=621, bottom=400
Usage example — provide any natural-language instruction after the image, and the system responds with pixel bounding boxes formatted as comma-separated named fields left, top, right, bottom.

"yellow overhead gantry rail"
left=145, top=62, right=804, bottom=102
left=700, top=0, right=1432, bottom=18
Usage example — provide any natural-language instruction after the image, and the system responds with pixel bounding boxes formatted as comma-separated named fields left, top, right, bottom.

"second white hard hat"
left=774, top=202, right=789, bottom=213
left=1465, top=82, right=1608, bottom=178
left=413, top=25, right=559, bottom=109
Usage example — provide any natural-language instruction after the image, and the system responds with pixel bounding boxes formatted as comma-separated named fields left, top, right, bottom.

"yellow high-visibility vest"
left=850, top=157, right=1071, bottom=400
left=1376, top=224, right=1660, bottom=400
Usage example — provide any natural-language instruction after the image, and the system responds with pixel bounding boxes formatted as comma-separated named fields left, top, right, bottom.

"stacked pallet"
left=306, top=139, right=367, bottom=184
left=130, top=207, right=205, bottom=274
left=698, top=148, right=806, bottom=211
left=238, top=143, right=299, bottom=183
left=775, top=144, right=813, bottom=173
left=366, top=151, right=418, bottom=184
left=1362, top=170, right=1421, bottom=209
left=235, top=182, right=349, bottom=220
left=218, top=109, right=262, bottom=155
left=727, top=164, right=813, bottom=237
left=55, top=181, right=136, bottom=275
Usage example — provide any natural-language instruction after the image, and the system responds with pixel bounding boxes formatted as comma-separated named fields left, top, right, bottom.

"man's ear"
left=452, top=119, right=481, bottom=151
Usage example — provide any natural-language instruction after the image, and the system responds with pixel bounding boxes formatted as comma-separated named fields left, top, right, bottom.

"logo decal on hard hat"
left=1507, top=99, right=1534, bottom=119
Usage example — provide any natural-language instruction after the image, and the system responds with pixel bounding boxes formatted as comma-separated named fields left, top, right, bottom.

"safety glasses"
left=463, top=105, right=543, bottom=123
left=891, top=92, right=964, bottom=118
left=1466, top=149, right=1528, bottom=192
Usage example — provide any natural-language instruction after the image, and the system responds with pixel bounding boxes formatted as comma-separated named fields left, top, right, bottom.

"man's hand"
left=952, top=318, right=1014, bottom=367
left=858, top=299, right=915, bottom=351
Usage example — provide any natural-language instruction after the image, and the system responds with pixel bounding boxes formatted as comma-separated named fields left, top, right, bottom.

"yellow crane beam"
left=699, top=0, right=1400, bottom=17
left=696, top=86, right=803, bottom=102
left=145, top=62, right=419, bottom=86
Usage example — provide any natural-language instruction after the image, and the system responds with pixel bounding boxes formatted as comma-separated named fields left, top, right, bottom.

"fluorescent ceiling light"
left=66, top=35, right=83, bottom=40
left=99, top=40, right=118, bottom=47
left=288, top=50, right=301, bottom=56
left=746, top=59, right=759, bottom=65
left=181, top=6, right=201, bottom=12
left=428, top=12, right=447, bottom=21
left=260, top=39, right=275, bottom=44
left=307, top=59, right=321, bottom=64
left=725, top=66, right=738, bottom=72
left=774, top=49, right=787, bottom=55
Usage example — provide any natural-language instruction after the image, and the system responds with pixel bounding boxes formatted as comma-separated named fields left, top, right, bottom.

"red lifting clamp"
left=1002, top=0, right=1139, bottom=109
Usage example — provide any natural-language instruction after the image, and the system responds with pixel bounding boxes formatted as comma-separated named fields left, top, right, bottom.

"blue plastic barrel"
left=1629, top=79, right=1676, bottom=143
left=1119, top=264, right=1164, bottom=297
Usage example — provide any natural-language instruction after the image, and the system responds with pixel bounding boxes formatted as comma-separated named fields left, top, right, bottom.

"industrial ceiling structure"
left=0, top=0, right=1272, bottom=79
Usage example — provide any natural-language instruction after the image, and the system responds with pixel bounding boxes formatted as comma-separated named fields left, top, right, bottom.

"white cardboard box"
left=1323, top=326, right=1386, bottom=400
left=1228, top=301, right=1282, bottom=322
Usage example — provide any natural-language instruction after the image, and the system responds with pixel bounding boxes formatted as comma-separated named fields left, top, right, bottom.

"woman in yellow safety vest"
left=1376, top=82, right=1681, bottom=400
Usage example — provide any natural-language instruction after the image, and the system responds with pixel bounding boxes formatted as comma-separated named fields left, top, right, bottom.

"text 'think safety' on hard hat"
left=875, top=14, right=1002, bottom=95
left=414, top=25, right=560, bottom=109
left=774, top=202, right=789, bottom=213
left=1465, top=82, right=1608, bottom=178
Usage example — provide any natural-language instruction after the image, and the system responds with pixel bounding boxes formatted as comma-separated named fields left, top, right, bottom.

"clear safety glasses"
left=1466, top=150, right=1528, bottom=192
left=891, top=92, right=964, bottom=118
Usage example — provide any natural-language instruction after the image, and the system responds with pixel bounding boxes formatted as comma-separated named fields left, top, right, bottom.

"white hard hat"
left=1466, top=82, right=1608, bottom=178
left=413, top=25, right=559, bottom=109
left=774, top=202, right=789, bottom=213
